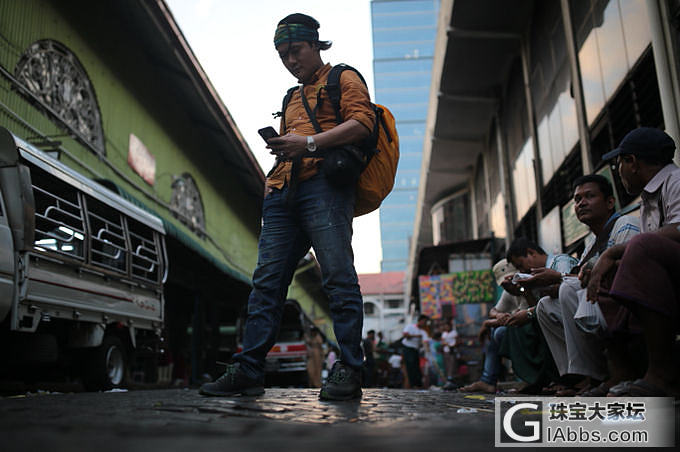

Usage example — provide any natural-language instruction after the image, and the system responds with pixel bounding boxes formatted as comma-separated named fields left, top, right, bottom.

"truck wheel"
left=83, top=335, right=128, bottom=391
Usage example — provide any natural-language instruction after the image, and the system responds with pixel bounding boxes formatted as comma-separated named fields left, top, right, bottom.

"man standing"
left=200, top=13, right=375, bottom=401
left=361, top=330, right=376, bottom=387
left=440, top=321, right=459, bottom=389
left=306, top=327, right=324, bottom=388
left=401, top=315, right=429, bottom=388
left=535, top=175, right=639, bottom=394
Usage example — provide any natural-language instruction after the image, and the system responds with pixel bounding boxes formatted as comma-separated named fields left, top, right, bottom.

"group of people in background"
left=460, top=127, right=679, bottom=398
left=352, top=316, right=460, bottom=390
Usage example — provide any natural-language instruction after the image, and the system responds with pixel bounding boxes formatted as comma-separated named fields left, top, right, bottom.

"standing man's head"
left=417, top=315, right=429, bottom=329
left=367, top=330, right=375, bottom=340
left=572, top=174, right=616, bottom=233
left=274, top=13, right=331, bottom=84
left=602, top=127, right=676, bottom=195
left=506, top=238, right=547, bottom=272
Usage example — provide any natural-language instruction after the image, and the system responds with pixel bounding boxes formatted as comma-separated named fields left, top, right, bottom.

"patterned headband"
left=274, top=23, right=319, bottom=47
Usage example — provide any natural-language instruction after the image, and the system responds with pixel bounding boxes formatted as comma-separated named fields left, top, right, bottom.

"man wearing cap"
left=587, top=127, right=680, bottom=396
left=588, top=127, right=680, bottom=309
left=200, top=13, right=375, bottom=400
left=459, top=259, right=527, bottom=393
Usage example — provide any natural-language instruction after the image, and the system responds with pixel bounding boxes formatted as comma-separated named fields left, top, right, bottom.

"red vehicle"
left=237, top=299, right=311, bottom=386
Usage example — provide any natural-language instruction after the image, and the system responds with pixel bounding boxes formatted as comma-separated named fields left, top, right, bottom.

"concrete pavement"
left=1, top=388, right=497, bottom=452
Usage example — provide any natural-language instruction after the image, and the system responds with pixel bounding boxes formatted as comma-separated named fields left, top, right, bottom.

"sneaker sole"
left=318, top=388, right=363, bottom=401
left=199, top=386, right=265, bottom=397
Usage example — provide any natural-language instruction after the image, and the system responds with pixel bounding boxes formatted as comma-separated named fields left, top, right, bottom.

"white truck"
left=0, top=127, right=167, bottom=390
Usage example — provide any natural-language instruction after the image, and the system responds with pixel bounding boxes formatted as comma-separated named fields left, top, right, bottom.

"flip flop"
left=555, top=387, right=578, bottom=397
left=606, top=380, right=633, bottom=396
left=581, top=382, right=609, bottom=397
left=627, top=379, right=668, bottom=397
left=540, top=383, right=567, bottom=395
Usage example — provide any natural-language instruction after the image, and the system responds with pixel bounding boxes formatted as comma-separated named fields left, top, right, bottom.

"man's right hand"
left=586, top=245, right=623, bottom=302
left=501, top=275, right=523, bottom=296
left=495, top=312, right=511, bottom=325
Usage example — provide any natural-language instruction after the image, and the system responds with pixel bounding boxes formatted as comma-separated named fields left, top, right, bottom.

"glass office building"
left=371, top=0, right=440, bottom=272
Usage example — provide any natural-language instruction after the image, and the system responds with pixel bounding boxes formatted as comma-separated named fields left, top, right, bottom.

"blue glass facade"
left=371, top=0, right=439, bottom=271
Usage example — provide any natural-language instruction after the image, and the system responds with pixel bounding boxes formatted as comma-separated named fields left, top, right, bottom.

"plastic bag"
left=574, top=288, right=607, bottom=333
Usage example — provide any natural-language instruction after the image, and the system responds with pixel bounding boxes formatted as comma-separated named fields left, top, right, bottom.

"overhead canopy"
left=413, top=0, right=534, bottom=266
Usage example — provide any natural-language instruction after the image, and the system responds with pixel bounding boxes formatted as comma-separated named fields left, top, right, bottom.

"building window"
left=363, top=302, right=377, bottom=316
left=386, top=298, right=402, bottom=309
left=576, top=0, right=651, bottom=125
left=431, top=190, right=471, bottom=245
left=170, top=173, right=205, bottom=234
left=14, top=40, right=105, bottom=154
left=512, top=139, right=537, bottom=221
left=490, top=192, right=506, bottom=239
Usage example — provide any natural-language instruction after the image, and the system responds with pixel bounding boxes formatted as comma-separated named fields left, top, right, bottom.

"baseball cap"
left=492, top=258, right=517, bottom=286
left=602, top=127, right=675, bottom=161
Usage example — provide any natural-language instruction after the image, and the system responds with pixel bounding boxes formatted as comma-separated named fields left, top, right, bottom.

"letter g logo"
left=503, top=402, right=540, bottom=442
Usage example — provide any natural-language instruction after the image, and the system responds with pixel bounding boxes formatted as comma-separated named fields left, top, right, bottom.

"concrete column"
left=483, top=149, right=493, bottom=236
left=469, top=176, right=478, bottom=240
left=495, top=114, right=515, bottom=247
left=561, top=0, right=593, bottom=174
left=647, top=0, right=680, bottom=160
left=191, top=292, right=202, bottom=384
left=520, top=36, right=544, bottom=223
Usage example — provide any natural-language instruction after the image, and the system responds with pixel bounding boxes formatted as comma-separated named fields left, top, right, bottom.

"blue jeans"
left=481, top=326, right=506, bottom=385
left=234, top=174, right=364, bottom=380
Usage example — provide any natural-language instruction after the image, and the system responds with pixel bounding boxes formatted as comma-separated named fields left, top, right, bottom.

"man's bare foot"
left=459, top=380, right=496, bottom=393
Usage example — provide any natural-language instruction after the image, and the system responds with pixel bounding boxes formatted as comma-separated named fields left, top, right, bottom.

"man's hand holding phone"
left=258, top=126, right=307, bottom=160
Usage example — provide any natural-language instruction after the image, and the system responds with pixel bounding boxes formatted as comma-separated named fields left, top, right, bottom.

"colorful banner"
left=418, top=270, right=495, bottom=319
left=418, top=275, right=442, bottom=319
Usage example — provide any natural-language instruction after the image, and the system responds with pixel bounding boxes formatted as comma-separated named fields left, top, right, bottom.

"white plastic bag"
left=574, top=288, right=607, bottom=333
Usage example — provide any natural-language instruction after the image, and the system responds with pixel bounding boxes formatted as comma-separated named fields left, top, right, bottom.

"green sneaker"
left=319, top=361, right=362, bottom=401
left=199, top=363, right=264, bottom=397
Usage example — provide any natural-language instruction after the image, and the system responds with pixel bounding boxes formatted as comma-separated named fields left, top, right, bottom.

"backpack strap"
left=267, top=86, right=299, bottom=178
left=326, top=64, right=382, bottom=158
left=325, top=64, right=367, bottom=124
left=274, top=85, right=299, bottom=131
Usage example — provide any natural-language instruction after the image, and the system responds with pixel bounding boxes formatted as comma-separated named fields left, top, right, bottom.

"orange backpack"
left=353, top=102, right=399, bottom=216
left=325, top=64, right=399, bottom=217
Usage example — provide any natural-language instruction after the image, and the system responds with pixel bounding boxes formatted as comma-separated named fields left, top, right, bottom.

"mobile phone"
left=511, top=272, right=533, bottom=283
left=258, top=126, right=279, bottom=142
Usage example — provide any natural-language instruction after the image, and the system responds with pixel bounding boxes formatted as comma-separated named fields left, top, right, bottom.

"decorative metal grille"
left=170, top=173, right=205, bottom=234
left=15, top=40, right=105, bottom=153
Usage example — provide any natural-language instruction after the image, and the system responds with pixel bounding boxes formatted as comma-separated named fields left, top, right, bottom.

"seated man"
left=588, top=127, right=680, bottom=396
left=535, top=175, right=640, bottom=395
left=606, top=228, right=680, bottom=396
left=460, top=259, right=526, bottom=393
left=499, top=238, right=578, bottom=393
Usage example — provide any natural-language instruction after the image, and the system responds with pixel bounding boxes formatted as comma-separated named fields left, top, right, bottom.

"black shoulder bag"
left=299, top=86, right=366, bottom=187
